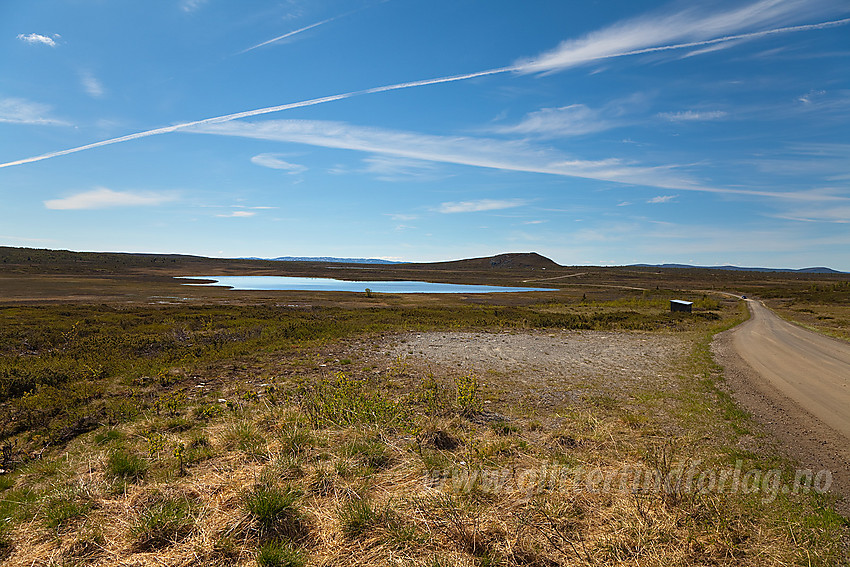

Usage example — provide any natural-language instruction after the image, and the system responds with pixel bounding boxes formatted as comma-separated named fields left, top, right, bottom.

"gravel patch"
left=386, top=330, right=687, bottom=411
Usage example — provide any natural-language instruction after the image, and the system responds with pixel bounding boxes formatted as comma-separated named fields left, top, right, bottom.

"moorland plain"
left=0, top=247, right=848, bottom=565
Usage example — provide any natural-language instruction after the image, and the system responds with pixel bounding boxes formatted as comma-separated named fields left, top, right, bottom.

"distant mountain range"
left=242, top=256, right=402, bottom=264
left=629, top=263, right=844, bottom=274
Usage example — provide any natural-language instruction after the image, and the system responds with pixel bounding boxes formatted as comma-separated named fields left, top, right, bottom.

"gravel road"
left=714, top=299, right=850, bottom=513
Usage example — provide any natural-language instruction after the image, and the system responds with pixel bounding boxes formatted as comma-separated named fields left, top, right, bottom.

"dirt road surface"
left=714, top=299, right=850, bottom=513
left=734, top=300, right=850, bottom=439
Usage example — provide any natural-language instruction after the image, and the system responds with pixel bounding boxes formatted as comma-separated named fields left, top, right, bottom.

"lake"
left=180, top=275, right=554, bottom=294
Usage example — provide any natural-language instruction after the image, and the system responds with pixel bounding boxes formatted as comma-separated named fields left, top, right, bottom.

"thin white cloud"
left=647, top=195, right=678, bottom=204
left=362, top=155, right=440, bottom=181
left=437, top=199, right=528, bottom=214
left=657, top=110, right=727, bottom=121
left=797, top=89, right=826, bottom=105
left=187, top=117, right=850, bottom=201
left=17, top=33, right=58, bottom=47
left=493, top=104, right=615, bottom=138
left=251, top=153, right=306, bottom=173
left=216, top=211, right=256, bottom=218
left=0, top=97, right=69, bottom=126
left=0, top=235, right=57, bottom=244
left=387, top=213, right=418, bottom=221
left=80, top=71, right=105, bottom=98
left=771, top=206, right=850, bottom=223
left=44, top=187, right=176, bottom=210
left=241, top=17, right=336, bottom=54
left=742, top=143, right=850, bottom=180
left=180, top=0, right=207, bottom=13
left=188, top=118, right=697, bottom=190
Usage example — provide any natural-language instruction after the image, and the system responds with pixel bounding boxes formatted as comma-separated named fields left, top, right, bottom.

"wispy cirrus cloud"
left=180, top=0, right=208, bottom=13
left=251, top=153, right=307, bottom=174
left=493, top=104, right=616, bottom=138
left=186, top=117, right=847, bottom=201
left=44, top=187, right=176, bottom=210
left=771, top=205, right=850, bottom=223
left=387, top=213, right=418, bottom=222
left=187, top=118, right=705, bottom=192
left=657, top=110, right=727, bottom=121
left=492, top=94, right=646, bottom=138
left=80, top=71, right=105, bottom=98
left=0, top=97, right=69, bottom=126
left=647, top=195, right=677, bottom=204
left=0, top=234, right=57, bottom=244
left=216, top=210, right=256, bottom=218
left=514, top=0, right=850, bottom=74
left=436, top=199, right=528, bottom=214
left=17, top=33, right=59, bottom=47
left=362, top=155, right=441, bottom=181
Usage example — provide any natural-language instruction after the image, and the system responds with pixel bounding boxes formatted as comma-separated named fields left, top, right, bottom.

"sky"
left=1, top=1, right=849, bottom=269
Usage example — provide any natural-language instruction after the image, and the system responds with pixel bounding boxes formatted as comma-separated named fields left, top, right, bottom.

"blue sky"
left=2, top=1, right=849, bottom=269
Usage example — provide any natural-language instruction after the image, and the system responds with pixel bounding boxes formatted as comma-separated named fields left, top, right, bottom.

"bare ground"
left=385, top=329, right=688, bottom=427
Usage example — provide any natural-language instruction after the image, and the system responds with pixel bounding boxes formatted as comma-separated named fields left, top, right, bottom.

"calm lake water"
left=180, top=275, right=554, bottom=294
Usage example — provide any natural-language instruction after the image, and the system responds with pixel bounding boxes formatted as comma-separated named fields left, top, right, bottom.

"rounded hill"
left=407, top=252, right=561, bottom=270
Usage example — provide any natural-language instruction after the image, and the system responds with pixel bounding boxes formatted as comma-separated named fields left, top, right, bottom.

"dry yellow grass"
left=0, top=302, right=846, bottom=566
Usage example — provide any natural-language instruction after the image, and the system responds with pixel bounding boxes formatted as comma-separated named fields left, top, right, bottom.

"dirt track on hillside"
left=713, top=300, right=850, bottom=515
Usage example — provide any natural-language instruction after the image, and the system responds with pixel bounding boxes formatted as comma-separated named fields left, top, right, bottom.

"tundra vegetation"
left=0, top=248, right=848, bottom=565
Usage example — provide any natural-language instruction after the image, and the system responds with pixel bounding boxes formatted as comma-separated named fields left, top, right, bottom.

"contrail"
left=590, top=17, right=850, bottom=66
left=239, top=17, right=336, bottom=54
left=239, top=1, right=382, bottom=55
left=0, top=68, right=513, bottom=169
left=2, top=17, right=847, bottom=170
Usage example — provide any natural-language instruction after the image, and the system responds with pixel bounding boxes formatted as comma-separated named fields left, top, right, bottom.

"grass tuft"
left=43, top=493, right=91, bottom=531
left=131, top=496, right=193, bottom=550
left=244, top=483, right=305, bottom=539
left=338, top=498, right=377, bottom=539
left=257, top=539, right=306, bottom=567
left=105, top=449, right=147, bottom=483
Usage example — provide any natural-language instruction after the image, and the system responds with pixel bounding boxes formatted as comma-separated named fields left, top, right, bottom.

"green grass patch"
left=105, top=449, right=148, bottom=483
left=131, top=496, right=194, bottom=550
left=257, top=539, right=306, bottom=567
left=338, top=498, right=377, bottom=539
left=244, top=483, right=305, bottom=539
left=224, top=420, right=267, bottom=460
left=93, top=428, right=123, bottom=445
left=302, top=371, right=410, bottom=429
left=43, top=493, right=91, bottom=531
left=341, top=435, right=391, bottom=471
